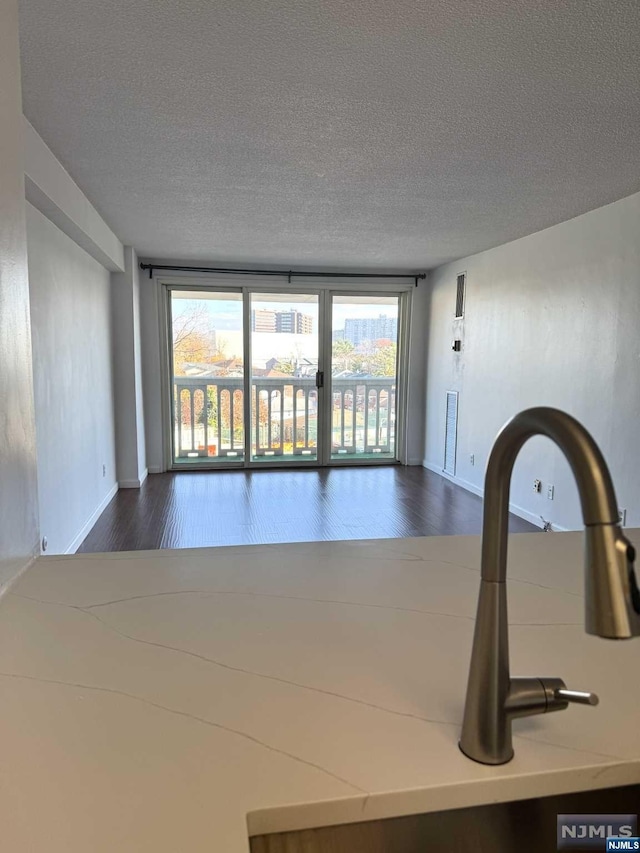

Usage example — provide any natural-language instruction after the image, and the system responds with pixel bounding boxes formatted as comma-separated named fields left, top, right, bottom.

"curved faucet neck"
left=462, top=407, right=639, bottom=764
left=480, top=408, right=619, bottom=583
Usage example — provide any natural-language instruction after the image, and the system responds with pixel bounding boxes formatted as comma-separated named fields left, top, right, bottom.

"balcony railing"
left=331, top=377, right=395, bottom=456
left=175, top=376, right=245, bottom=459
left=174, top=375, right=396, bottom=460
left=252, top=377, right=318, bottom=456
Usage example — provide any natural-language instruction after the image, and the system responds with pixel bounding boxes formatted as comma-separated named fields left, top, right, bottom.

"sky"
left=171, top=293, right=399, bottom=363
left=171, top=294, right=398, bottom=333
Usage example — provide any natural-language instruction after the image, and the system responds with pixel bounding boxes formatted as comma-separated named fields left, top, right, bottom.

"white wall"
left=0, top=0, right=40, bottom=591
left=133, top=255, right=147, bottom=478
left=112, top=246, right=147, bottom=486
left=406, top=280, right=427, bottom=464
left=27, top=203, right=118, bottom=554
left=424, top=191, right=640, bottom=531
left=140, top=270, right=164, bottom=472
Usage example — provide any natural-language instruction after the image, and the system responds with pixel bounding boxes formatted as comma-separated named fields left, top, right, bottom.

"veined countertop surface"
left=1, top=531, right=639, bottom=851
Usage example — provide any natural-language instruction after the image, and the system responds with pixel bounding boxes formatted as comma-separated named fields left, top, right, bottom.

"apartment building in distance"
left=251, top=308, right=313, bottom=334
left=343, top=314, right=397, bottom=347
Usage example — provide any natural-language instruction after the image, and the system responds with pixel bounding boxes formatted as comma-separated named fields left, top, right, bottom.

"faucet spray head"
left=585, top=524, right=640, bottom=639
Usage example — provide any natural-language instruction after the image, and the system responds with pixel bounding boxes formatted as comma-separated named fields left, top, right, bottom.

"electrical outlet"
left=470, top=454, right=475, bottom=466
left=533, top=479, right=542, bottom=493
left=102, top=464, right=106, bottom=477
left=547, top=484, right=555, bottom=500
left=618, top=508, right=627, bottom=526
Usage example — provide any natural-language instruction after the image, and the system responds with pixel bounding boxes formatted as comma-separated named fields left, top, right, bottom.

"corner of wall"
left=65, top=483, right=119, bottom=553
left=23, top=118, right=125, bottom=272
left=0, top=0, right=40, bottom=584
left=112, top=245, right=148, bottom=484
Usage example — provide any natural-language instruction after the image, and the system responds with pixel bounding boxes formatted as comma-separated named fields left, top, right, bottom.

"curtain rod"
left=139, top=263, right=426, bottom=286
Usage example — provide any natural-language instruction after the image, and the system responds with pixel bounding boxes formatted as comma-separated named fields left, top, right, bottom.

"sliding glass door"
left=170, top=289, right=245, bottom=465
left=167, top=285, right=406, bottom=469
left=329, top=294, right=400, bottom=462
left=250, top=292, right=320, bottom=464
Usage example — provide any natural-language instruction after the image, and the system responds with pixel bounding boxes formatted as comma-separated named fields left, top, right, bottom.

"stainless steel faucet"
left=460, top=408, right=640, bottom=765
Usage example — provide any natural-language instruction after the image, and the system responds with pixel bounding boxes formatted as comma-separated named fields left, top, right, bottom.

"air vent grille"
left=455, top=273, right=466, bottom=318
left=444, top=391, right=459, bottom=475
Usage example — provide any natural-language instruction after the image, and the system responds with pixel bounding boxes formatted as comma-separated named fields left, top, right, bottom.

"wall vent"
left=455, top=272, right=466, bottom=318
left=444, top=391, right=459, bottom=475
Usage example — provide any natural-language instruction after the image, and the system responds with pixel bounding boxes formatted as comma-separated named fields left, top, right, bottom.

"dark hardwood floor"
left=78, top=466, right=539, bottom=553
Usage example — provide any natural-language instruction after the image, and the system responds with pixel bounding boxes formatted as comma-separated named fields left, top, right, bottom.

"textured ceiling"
left=18, top=0, right=640, bottom=270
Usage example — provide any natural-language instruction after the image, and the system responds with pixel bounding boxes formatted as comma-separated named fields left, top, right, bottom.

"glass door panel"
left=330, top=294, right=400, bottom=461
left=249, top=292, right=320, bottom=463
left=170, top=289, right=244, bottom=465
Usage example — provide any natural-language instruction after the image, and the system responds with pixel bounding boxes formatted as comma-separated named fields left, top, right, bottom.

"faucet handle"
left=537, top=677, right=600, bottom=712
left=554, top=688, right=599, bottom=706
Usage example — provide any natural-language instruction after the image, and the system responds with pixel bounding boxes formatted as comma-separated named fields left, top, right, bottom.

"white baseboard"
left=0, top=549, right=38, bottom=602
left=421, top=461, right=566, bottom=531
left=119, top=467, right=148, bottom=489
left=423, top=461, right=484, bottom=496
left=147, top=465, right=162, bottom=475
left=547, top=520, right=567, bottom=531
left=407, top=457, right=424, bottom=466
left=65, top=482, right=119, bottom=554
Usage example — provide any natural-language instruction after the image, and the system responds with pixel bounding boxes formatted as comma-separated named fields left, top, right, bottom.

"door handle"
left=315, top=371, right=324, bottom=389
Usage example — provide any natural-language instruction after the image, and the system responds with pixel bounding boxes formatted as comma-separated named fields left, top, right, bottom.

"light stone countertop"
left=1, top=530, right=639, bottom=851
